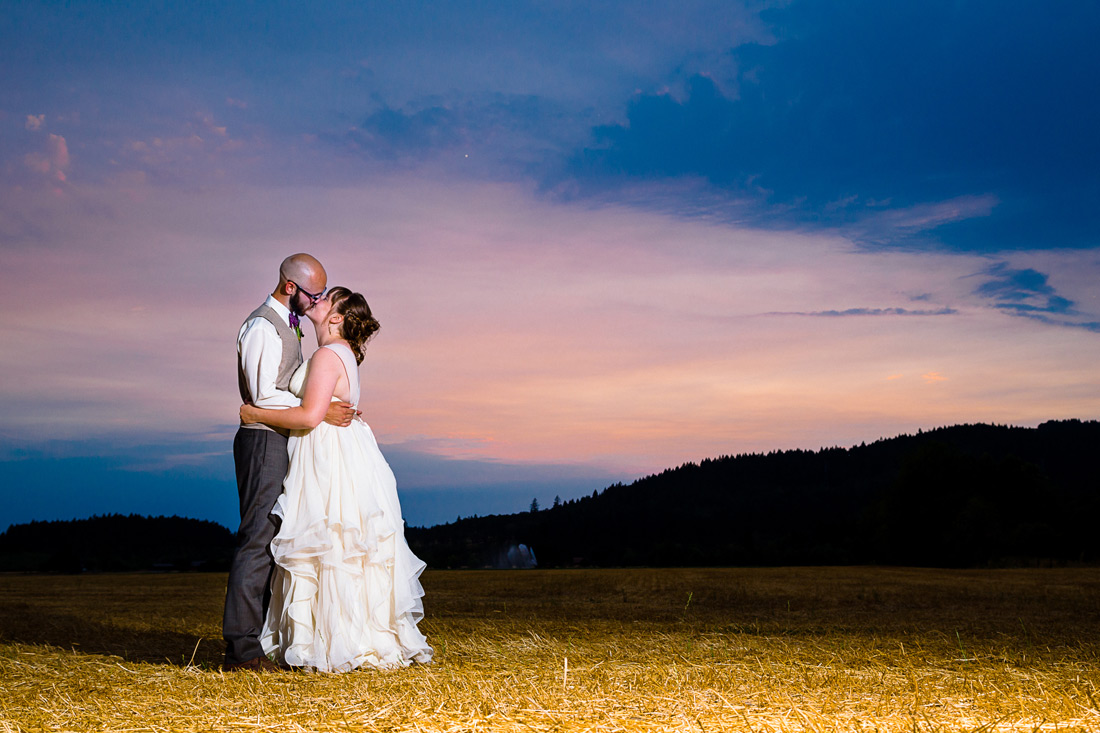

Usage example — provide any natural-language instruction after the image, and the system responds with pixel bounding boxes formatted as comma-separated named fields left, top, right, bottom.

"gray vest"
left=238, top=303, right=304, bottom=433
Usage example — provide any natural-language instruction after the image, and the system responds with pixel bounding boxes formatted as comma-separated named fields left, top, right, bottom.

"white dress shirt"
left=238, top=295, right=301, bottom=410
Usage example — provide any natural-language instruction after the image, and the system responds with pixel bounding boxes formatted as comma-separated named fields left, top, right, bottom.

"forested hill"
left=406, top=420, right=1100, bottom=569
left=0, top=515, right=235, bottom=573
left=3, top=421, right=1097, bottom=572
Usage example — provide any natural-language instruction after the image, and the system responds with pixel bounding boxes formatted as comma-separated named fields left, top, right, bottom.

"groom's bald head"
left=279, top=254, right=326, bottom=288
left=273, top=253, right=327, bottom=313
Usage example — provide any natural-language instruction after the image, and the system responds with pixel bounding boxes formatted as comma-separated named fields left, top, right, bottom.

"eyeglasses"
left=290, top=281, right=326, bottom=304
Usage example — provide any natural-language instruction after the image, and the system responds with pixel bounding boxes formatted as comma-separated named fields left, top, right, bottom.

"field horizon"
left=2, top=566, right=1099, bottom=731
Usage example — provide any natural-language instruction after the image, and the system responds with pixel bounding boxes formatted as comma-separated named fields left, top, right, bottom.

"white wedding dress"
left=260, top=343, right=432, bottom=672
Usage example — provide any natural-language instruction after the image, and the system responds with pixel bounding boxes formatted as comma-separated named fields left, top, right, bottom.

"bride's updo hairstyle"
left=328, top=286, right=380, bottom=365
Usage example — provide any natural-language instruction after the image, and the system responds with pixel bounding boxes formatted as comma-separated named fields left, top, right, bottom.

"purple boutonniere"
left=289, top=313, right=303, bottom=341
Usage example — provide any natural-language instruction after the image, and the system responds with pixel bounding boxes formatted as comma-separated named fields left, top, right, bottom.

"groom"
left=223, top=253, right=356, bottom=672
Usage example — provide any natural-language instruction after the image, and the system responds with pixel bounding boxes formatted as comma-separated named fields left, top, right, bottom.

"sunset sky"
left=2, top=1, right=1099, bottom=530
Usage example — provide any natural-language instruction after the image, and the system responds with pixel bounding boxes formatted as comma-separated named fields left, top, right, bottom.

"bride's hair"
left=328, top=286, right=380, bottom=365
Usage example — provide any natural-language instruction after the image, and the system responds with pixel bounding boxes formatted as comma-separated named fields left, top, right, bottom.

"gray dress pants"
left=222, top=427, right=289, bottom=665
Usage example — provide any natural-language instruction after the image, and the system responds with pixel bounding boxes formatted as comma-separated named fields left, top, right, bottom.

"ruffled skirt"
left=260, top=419, right=432, bottom=672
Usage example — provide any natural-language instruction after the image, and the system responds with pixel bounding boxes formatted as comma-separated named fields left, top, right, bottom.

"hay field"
left=2, top=567, right=1100, bottom=731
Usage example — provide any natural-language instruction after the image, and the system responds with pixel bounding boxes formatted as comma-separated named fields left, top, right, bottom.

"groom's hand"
left=323, top=401, right=357, bottom=427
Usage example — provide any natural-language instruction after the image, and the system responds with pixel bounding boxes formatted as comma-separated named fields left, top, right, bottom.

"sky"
left=2, top=1, right=1099, bottom=531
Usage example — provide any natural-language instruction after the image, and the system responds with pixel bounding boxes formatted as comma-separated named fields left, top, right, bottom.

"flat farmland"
left=2, top=567, right=1100, bottom=731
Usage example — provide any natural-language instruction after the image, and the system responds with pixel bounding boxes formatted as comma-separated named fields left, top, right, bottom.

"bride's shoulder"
left=312, top=344, right=354, bottom=374
left=312, top=345, right=344, bottom=364
left=321, top=341, right=355, bottom=359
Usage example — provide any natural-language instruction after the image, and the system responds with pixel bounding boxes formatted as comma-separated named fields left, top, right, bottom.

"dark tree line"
left=0, top=514, right=236, bottom=573
left=3, top=420, right=1096, bottom=572
left=406, top=420, right=1100, bottom=569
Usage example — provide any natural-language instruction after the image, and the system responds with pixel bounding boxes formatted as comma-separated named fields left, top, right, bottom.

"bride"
left=239, top=286, right=432, bottom=672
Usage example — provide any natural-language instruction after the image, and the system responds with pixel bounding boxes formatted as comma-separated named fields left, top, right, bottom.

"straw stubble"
left=1, top=567, right=1099, bottom=731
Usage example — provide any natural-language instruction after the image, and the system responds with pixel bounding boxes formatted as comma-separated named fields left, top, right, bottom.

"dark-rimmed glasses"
left=290, top=281, right=326, bottom=304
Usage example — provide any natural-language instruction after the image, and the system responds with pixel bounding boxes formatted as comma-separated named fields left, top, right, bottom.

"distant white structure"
left=504, top=543, right=537, bottom=569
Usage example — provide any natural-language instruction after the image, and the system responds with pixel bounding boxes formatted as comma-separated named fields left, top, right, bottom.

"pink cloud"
left=23, top=133, right=69, bottom=181
left=200, top=115, right=227, bottom=137
left=119, top=113, right=248, bottom=174
left=47, top=133, right=69, bottom=169
left=25, top=114, right=44, bottom=131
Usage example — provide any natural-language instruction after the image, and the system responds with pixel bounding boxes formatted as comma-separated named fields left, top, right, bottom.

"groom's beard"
left=290, top=292, right=307, bottom=317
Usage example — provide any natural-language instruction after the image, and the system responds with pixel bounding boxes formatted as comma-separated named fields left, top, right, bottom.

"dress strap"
left=322, top=343, right=360, bottom=406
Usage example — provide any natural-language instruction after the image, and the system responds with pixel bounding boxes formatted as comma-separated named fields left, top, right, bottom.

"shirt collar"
left=264, top=295, right=294, bottom=328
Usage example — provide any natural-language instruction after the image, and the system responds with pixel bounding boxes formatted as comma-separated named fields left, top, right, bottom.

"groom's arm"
left=239, top=318, right=355, bottom=426
left=241, top=349, right=343, bottom=430
left=238, top=318, right=299, bottom=410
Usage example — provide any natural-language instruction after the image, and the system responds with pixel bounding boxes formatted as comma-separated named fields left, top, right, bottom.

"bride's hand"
left=240, top=403, right=259, bottom=424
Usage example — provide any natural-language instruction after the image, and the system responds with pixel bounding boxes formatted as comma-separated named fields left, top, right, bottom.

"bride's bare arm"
left=240, top=348, right=343, bottom=430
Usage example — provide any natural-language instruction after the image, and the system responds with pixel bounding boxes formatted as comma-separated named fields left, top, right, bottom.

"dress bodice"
left=288, top=343, right=360, bottom=406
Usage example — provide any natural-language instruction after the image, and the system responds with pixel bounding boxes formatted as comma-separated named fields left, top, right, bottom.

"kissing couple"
left=222, top=253, right=433, bottom=673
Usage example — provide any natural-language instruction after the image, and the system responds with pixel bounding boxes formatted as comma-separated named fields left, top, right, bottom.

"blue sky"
left=2, top=1, right=1098, bottom=531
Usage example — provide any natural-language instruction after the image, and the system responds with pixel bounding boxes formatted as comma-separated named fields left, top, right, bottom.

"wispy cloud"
left=975, top=264, right=1066, bottom=308
left=989, top=310, right=1100, bottom=333
left=845, top=196, right=999, bottom=248
left=768, top=307, right=958, bottom=318
left=972, top=262, right=1099, bottom=331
